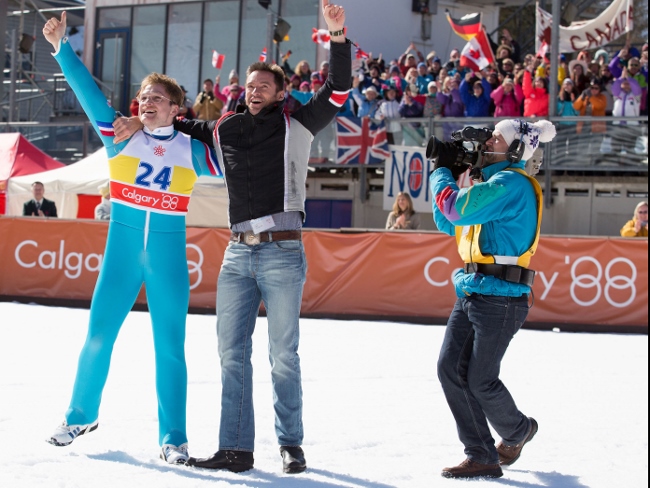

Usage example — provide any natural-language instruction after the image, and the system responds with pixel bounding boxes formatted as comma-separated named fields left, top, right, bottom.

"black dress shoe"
left=280, top=445, right=306, bottom=474
left=186, top=450, right=254, bottom=472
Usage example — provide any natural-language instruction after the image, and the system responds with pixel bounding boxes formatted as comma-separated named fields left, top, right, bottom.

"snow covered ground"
left=0, top=302, right=647, bottom=488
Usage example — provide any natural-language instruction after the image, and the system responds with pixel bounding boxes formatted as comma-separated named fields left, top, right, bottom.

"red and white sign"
left=537, top=0, right=634, bottom=53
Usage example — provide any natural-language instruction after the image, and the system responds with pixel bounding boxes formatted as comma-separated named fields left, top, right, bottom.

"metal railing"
left=1, top=115, right=647, bottom=172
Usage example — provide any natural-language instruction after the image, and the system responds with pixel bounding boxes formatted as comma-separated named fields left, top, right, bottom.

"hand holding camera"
left=429, top=139, right=469, bottom=180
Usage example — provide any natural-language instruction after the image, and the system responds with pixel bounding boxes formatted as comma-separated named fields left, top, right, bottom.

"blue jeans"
left=216, top=239, right=307, bottom=452
left=437, top=294, right=531, bottom=465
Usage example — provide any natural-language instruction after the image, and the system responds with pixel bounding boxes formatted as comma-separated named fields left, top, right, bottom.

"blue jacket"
left=459, top=78, right=492, bottom=117
left=557, top=99, right=578, bottom=125
left=431, top=161, right=538, bottom=297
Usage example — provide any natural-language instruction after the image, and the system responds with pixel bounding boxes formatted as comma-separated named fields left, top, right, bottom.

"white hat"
left=494, top=119, right=557, bottom=162
left=568, top=59, right=588, bottom=74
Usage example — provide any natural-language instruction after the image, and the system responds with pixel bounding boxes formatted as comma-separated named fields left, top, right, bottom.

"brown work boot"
left=441, top=458, right=503, bottom=479
left=497, top=417, right=538, bottom=466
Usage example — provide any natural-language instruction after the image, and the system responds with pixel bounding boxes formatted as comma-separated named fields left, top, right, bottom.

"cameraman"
left=430, top=119, right=556, bottom=479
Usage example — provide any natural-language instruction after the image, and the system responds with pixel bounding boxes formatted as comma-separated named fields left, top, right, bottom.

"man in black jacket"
left=23, top=181, right=57, bottom=217
left=114, top=0, right=350, bottom=475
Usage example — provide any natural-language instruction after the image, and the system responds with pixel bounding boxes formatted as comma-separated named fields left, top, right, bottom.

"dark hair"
left=535, top=75, right=549, bottom=93
left=246, top=62, right=286, bottom=92
left=203, top=78, right=213, bottom=84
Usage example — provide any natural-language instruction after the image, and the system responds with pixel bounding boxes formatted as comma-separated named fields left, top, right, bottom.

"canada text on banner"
left=536, top=0, right=634, bottom=53
left=335, top=116, right=390, bottom=165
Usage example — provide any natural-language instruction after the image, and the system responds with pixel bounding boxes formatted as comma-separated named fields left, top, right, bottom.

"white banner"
left=383, top=145, right=433, bottom=214
left=537, top=0, right=634, bottom=53
left=383, top=145, right=475, bottom=214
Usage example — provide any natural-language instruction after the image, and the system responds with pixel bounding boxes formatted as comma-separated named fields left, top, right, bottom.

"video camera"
left=425, top=126, right=493, bottom=178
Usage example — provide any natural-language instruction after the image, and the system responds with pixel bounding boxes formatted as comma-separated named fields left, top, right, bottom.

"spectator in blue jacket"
left=351, top=76, right=381, bottom=118
left=416, top=62, right=434, bottom=94
left=459, top=71, right=492, bottom=117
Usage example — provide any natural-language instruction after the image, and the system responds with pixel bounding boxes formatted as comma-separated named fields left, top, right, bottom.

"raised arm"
left=43, top=12, right=124, bottom=154
left=291, top=1, right=351, bottom=134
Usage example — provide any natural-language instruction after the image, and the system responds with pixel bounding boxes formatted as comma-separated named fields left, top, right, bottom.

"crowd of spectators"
left=166, top=31, right=647, bottom=162
left=275, top=32, right=647, bottom=161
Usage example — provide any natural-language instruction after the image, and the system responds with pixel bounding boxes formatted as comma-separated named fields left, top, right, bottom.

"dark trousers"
left=437, top=294, right=531, bottom=464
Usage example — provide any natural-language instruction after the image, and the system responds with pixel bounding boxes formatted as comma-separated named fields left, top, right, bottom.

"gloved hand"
left=450, top=162, right=469, bottom=181
left=433, top=141, right=461, bottom=171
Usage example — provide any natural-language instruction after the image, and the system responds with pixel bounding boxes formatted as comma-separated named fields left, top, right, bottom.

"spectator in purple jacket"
left=490, top=77, right=523, bottom=117
left=608, top=43, right=642, bottom=79
left=399, top=83, right=425, bottom=145
left=437, top=77, right=464, bottom=141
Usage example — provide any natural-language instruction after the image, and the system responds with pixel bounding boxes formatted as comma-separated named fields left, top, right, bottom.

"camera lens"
left=426, top=136, right=439, bottom=160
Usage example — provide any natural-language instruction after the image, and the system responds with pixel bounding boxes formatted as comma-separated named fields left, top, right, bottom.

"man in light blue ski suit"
left=43, top=11, right=222, bottom=464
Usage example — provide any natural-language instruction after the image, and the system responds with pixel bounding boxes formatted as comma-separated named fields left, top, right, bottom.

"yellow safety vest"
left=455, top=168, right=543, bottom=268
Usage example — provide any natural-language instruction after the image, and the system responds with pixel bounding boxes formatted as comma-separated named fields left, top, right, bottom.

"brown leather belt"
left=230, top=230, right=302, bottom=245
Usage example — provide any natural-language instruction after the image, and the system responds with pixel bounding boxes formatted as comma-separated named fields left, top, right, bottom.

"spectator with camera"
left=572, top=79, right=607, bottom=155
left=429, top=118, right=556, bottom=479
left=620, top=201, right=649, bottom=237
left=193, top=78, right=224, bottom=120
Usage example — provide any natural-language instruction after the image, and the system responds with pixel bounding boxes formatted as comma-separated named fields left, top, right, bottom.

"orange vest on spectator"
left=573, top=93, right=607, bottom=134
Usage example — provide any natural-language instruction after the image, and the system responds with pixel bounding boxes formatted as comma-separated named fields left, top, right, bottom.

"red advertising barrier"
left=0, top=217, right=646, bottom=330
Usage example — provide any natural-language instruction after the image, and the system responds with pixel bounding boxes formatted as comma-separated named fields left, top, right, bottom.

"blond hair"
left=634, top=201, right=648, bottom=217
left=140, top=73, right=183, bottom=106
left=392, top=192, right=415, bottom=217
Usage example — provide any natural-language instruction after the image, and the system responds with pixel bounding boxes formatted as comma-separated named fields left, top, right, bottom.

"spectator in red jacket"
left=522, top=69, right=549, bottom=117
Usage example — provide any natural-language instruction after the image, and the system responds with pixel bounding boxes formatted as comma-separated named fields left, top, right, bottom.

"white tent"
left=6, top=149, right=229, bottom=227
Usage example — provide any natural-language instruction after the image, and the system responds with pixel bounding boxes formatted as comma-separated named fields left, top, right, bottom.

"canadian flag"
left=459, top=28, right=495, bottom=72
left=212, top=50, right=225, bottom=70
left=312, top=28, right=331, bottom=49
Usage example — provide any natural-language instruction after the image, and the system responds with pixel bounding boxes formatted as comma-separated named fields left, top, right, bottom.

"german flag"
left=446, top=11, right=481, bottom=41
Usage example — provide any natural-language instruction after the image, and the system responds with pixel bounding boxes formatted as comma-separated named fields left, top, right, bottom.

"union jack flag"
left=336, top=116, right=390, bottom=165
left=353, top=42, right=369, bottom=60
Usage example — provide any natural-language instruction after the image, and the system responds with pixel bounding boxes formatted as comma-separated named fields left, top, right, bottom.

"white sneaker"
left=47, top=420, right=99, bottom=446
left=161, top=443, right=189, bottom=465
